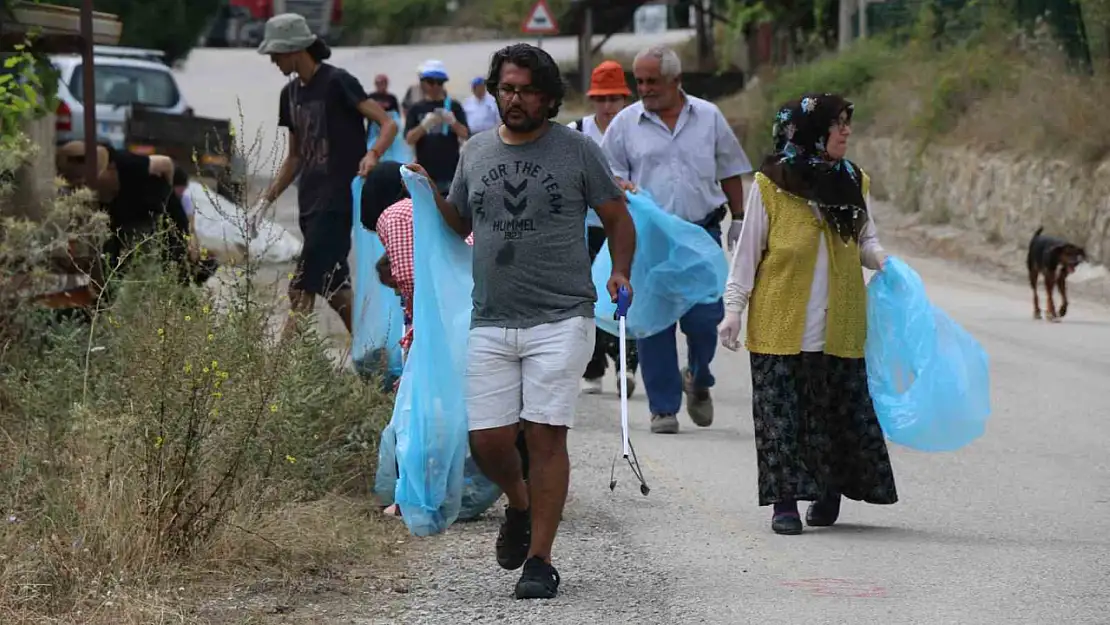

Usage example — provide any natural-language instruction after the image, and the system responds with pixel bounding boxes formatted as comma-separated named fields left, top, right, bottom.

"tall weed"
left=0, top=134, right=395, bottom=619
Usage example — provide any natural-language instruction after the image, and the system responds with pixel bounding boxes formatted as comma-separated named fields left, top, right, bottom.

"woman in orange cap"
left=568, top=60, right=639, bottom=397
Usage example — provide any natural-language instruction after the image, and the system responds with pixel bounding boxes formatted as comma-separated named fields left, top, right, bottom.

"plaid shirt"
left=377, top=198, right=473, bottom=351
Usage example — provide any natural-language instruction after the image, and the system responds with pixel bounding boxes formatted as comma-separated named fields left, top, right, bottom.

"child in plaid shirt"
left=361, top=163, right=472, bottom=359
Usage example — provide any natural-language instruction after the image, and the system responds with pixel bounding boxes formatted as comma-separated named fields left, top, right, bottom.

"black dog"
left=1027, top=226, right=1087, bottom=322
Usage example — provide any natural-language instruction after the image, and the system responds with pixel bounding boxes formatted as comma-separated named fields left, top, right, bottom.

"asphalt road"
left=173, top=30, right=695, bottom=172
left=178, top=36, right=1110, bottom=624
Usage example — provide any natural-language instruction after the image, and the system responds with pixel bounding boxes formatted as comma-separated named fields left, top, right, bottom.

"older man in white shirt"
left=462, top=76, right=501, bottom=135
left=601, top=45, right=753, bottom=435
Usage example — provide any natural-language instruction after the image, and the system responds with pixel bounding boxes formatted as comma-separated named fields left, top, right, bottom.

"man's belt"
left=694, top=205, right=729, bottom=230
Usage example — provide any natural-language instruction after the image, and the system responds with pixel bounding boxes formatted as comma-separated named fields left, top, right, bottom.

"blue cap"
left=471, top=76, right=485, bottom=87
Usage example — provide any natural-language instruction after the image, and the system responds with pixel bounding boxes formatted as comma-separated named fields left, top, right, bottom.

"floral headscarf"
left=758, top=93, right=868, bottom=244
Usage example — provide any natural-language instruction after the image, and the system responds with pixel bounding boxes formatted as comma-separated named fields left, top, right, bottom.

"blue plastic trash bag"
left=350, top=177, right=405, bottom=389
left=375, top=421, right=500, bottom=521
left=865, top=256, right=992, bottom=452
left=374, top=422, right=399, bottom=505
left=593, top=189, right=729, bottom=339
left=367, top=109, right=413, bottom=164
left=459, top=454, right=503, bottom=521
left=391, top=168, right=500, bottom=535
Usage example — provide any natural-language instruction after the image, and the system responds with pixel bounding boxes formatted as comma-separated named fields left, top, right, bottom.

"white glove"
left=420, top=112, right=443, bottom=132
left=718, top=311, right=743, bottom=352
left=438, top=109, right=457, bottom=126
left=727, top=219, right=743, bottom=252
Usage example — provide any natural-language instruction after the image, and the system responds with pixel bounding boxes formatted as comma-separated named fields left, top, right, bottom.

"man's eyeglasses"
left=422, top=78, right=445, bottom=86
left=495, top=83, right=543, bottom=102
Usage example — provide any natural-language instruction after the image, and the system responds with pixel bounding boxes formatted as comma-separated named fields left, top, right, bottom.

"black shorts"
left=293, top=208, right=352, bottom=297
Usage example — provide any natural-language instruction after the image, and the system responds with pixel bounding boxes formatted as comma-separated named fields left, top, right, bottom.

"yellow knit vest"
left=745, top=171, right=870, bottom=359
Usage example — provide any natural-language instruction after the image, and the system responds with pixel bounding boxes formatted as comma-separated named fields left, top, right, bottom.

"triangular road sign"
left=521, top=0, right=560, bottom=35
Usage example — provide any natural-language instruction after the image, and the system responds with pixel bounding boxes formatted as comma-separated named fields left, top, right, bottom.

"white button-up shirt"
left=601, top=93, right=753, bottom=223
left=462, top=92, right=501, bottom=135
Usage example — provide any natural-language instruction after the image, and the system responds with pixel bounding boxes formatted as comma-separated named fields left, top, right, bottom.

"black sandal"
left=515, top=556, right=561, bottom=599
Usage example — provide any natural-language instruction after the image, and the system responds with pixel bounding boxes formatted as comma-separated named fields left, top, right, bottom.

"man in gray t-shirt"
left=450, top=122, right=618, bottom=329
left=406, top=43, right=636, bottom=601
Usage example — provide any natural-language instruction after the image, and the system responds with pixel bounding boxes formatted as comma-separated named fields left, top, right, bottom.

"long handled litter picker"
left=609, top=285, right=650, bottom=496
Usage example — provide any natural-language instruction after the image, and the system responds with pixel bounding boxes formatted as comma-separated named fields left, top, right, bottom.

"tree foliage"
left=51, top=0, right=222, bottom=65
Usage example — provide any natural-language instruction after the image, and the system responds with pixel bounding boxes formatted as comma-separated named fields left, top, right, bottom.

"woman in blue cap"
left=404, top=59, right=470, bottom=194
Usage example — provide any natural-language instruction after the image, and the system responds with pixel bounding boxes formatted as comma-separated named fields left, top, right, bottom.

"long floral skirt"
left=749, top=351, right=898, bottom=507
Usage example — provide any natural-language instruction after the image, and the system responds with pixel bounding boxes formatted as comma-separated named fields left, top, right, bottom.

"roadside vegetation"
left=720, top=4, right=1110, bottom=166
left=0, top=44, right=397, bottom=623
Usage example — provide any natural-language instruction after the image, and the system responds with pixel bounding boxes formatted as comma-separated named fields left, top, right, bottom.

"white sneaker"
left=581, top=377, right=603, bottom=394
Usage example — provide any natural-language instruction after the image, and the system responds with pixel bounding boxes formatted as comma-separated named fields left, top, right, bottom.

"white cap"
left=418, top=59, right=449, bottom=81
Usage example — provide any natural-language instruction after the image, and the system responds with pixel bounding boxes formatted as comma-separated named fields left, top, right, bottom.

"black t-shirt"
left=368, top=91, right=399, bottom=113
left=404, top=99, right=468, bottom=189
left=278, top=63, right=370, bottom=216
left=104, top=147, right=188, bottom=235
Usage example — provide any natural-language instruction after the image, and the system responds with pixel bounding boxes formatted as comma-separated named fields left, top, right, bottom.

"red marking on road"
left=780, top=577, right=888, bottom=598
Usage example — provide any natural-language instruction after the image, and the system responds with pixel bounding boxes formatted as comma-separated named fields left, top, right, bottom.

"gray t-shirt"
left=448, top=124, right=622, bottom=329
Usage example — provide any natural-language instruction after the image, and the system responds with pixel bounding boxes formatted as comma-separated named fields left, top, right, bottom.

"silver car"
left=51, top=46, right=191, bottom=149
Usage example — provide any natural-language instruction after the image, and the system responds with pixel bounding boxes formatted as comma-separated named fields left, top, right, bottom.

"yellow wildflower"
left=184, top=315, right=192, bottom=322
left=207, top=334, right=215, bottom=342
left=285, top=455, right=297, bottom=464
left=269, top=404, right=279, bottom=413
left=154, top=435, right=164, bottom=449
left=183, top=362, right=192, bottom=374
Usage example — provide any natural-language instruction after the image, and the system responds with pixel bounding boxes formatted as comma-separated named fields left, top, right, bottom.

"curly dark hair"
left=485, top=43, right=566, bottom=119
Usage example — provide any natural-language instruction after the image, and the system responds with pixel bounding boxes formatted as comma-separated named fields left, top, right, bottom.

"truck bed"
left=126, top=107, right=242, bottom=195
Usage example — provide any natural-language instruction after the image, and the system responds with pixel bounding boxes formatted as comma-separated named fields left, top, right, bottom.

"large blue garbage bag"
left=593, top=189, right=728, bottom=339
left=373, top=422, right=399, bottom=504
left=367, top=110, right=413, bottom=164
left=374, top=420, right=501, bottom=521
left=390, top=168, right=501, bottom=535
left=350, top=177, right=405, bottom=388
left=865, top=256, right=992, bottom=452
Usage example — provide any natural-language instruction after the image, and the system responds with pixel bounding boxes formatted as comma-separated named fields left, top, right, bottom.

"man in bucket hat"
left=254, top=13, right=399, bottom=341
left=404, top=59, right=469, bottom=194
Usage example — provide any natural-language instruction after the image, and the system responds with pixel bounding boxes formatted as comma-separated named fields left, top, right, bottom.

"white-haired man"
left=601, top=45, right=752, bottom=435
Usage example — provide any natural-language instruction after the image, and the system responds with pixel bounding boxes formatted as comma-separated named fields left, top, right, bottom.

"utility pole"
left=858, top=0, right=869, bottom=41
left=578, top=1, right=593, bottom=94
left=80, top=0, right=97, bottom=187
left=838, top=0, right=852, bottom=50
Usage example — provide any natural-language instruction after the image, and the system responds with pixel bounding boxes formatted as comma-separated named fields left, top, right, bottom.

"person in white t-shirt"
left=567, top=60, right=638, bottom=397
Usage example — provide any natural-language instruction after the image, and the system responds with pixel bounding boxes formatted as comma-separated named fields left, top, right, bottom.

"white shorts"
left=466, top=316, right=596, bottom=431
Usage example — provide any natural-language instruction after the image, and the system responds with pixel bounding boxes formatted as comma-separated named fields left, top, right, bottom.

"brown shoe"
left=683, top=368, right=714, bottom=427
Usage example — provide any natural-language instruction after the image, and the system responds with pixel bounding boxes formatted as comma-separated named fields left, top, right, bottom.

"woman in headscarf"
left=717, top=93, right=898, bottom=535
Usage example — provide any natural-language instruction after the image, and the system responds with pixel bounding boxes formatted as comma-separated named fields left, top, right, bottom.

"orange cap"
left=586, top=60, right=631, bottom=97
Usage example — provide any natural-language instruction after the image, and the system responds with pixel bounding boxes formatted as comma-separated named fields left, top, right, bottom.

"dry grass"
left=0, top=136, right=398, bottom=622
left=719, top=23, right=1110, bottom=167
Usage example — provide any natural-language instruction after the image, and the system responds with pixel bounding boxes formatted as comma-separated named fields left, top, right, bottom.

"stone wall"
left=852, top=137, right=1110, bottom=267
